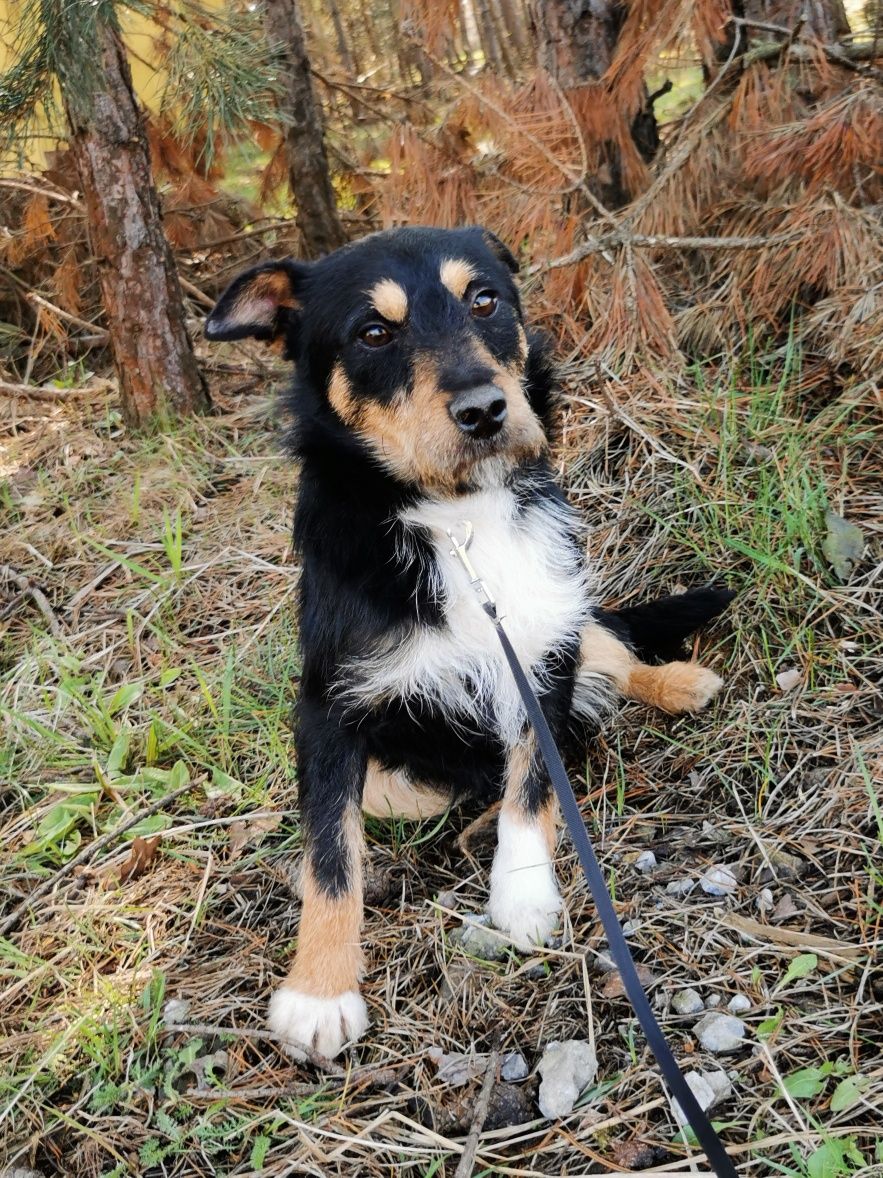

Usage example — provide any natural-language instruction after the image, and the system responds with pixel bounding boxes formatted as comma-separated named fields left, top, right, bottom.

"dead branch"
left=25, top=291, right=108, bottom=341
left=0, top=380, right=113, bottom=401
left=0, top=565, right=64, bottom=638
left=453, top=1032, right=503, bottom=1178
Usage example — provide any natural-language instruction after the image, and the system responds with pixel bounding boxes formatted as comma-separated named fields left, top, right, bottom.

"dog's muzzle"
left=448, top=384, right=508, bottom=439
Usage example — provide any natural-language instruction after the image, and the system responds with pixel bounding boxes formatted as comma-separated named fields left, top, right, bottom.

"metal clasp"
left=446, top=521, right=499, bottom=619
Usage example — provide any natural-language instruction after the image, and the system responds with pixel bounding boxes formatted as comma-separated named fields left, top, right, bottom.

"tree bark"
left=533, top=0, right=662, bottom=207
left=264, top=0, right=347, bottom=257
left=62, top=18, right=209, bottom=428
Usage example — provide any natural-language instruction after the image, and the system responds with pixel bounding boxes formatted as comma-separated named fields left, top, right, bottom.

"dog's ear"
left=205, top=259, right=309, bottom=344
left=480, top=229, right=519, bottom=274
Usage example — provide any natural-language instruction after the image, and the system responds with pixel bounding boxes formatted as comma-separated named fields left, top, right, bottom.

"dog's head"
left=206, top=227, right=549, bottom=492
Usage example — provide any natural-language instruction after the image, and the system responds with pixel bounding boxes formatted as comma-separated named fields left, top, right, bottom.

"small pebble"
left=436, top=890, right=458, bottom=909
left=428, top=1047, right=484, bottom=1088
left=705, top=993, right=722, bottom=1008
left=537, top=1040, right=598, bottom=1119
left=756, top=887, right=774, bottom=913
left=672, top=1069, right=733, bottom=1125
left=728, top=994, right=751, bottom=1013
left=699, top=865, right=738, bottom=896
left=665, top=878, right=696, bottom=897
left=635, top=850, right=657, bottom=873
left=162, top=997, right=191, bottom=1027
left=501, top=1051, right=529, bottom=1082
left=776, top=667, right=802, bottom=691
left=621, top=919, right=641, bottom=937
left=694, top=1011, right=746, bottom=1053
left=671, top=987, right=704, bottom=1015
left=450, top=915, right=507, bottom=961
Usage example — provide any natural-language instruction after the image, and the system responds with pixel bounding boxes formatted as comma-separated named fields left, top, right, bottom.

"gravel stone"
left=671, top=987, right=704, bottom=1015
left=501, top=1051, right=529, bottom=1082
left=728, top=994, right=751, bottom=1013
left=635, top=850, right=657, bottom=873
left=537, top=1040, right=598, bottom=1118
left=450, top=915, right=507, bottom=961
left=665, top=878, right=696, bottom=896
left=699, top=865, right=739, bottom=896
left=694, top=1011, right=746, bottom=1053
left=672, top=1068, right=733, bottom=1125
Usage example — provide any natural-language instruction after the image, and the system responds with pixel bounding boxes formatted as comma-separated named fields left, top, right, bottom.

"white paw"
left=487, top=811, right=563, bottom=949
left=267, top=987, right=369, bottom=1059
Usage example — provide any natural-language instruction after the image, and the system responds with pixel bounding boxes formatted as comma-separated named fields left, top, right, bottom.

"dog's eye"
left=471, top=290, right=498, bottom=318
left=358, top=323, right=393, bottom=348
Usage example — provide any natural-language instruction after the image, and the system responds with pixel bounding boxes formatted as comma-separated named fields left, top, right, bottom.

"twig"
left=0, top=380, right=110, bottom=401
left=25, top=291, right=108, bottom=340
left=0, top=178, right=82, bottom=207
left=453, top=1032, right=503, bottom=1178
left=0, top=781, right=194, bottom=938
left=161, top=1021, right=385, bottom=1078
left=0, top=565, right=64, bottom=638
left=534, top=229, right=803, bottom=272
left=179, top=276, right=216, bottom=309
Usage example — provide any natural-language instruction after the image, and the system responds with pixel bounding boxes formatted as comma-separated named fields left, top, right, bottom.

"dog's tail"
left=596, top=584, right=735, bottom=664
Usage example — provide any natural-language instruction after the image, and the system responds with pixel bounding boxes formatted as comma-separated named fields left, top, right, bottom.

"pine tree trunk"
left=63, top=18, right=208, bottom=428
left=264, top=0, right=347, bottom=257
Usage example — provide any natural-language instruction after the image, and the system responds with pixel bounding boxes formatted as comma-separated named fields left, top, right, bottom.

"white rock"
left=756, top=887, right=774, bottom=913
left=776, top=667, right=802, bottom=691
left=694, top=1012, right=746, bottom=1053
left=635, top=851, right=657, bottom=873
left=501, top=1051, right=529, bottom=1081
left=672, top=1068, right=733, bottom=1125
left=162, top=997, right=191, bottom=1027
left=728, top=994, right=751, bottom=1013
left=666, top=878, right=696, bottom=897
left=699, top=865, right=738, bottom=896
left=621, top=919, right=641, bottom=937
left=537, top=1039, right=598, bottom=1118
left=706, top=993, right=722, bottom=1008
left=450, top=915, right=507, bottom=961
left=671, top=987, right=704, bottom=1015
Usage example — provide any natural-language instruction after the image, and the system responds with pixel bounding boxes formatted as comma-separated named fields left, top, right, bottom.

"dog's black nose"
left=449, top=385, right=508, bottom=438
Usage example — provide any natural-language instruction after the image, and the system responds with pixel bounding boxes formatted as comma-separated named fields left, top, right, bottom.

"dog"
left=205, top=226, right=732, bottom=1059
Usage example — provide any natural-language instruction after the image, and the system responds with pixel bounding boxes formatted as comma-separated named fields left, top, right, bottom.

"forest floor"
left=1, top=344, right=880, bottom=1177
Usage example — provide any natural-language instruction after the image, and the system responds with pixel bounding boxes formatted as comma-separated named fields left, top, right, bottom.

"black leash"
left=446, top=525, right=739, bottom=1178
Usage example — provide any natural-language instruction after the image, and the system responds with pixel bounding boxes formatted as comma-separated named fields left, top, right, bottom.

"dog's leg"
left=362, top=759, right=450, bottom=820
left=575, top=620, right=723, bottom=717
left=268, top=716, right=369, bottom=1059
left=487, top=738, right=563, bottom=948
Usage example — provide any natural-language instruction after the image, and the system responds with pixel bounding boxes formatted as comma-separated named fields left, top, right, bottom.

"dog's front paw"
left=268, top=986, right=369, bottom=1059
left=487, top=812, right=563, bottom=949
left=489, top=888, right=562, bottom=949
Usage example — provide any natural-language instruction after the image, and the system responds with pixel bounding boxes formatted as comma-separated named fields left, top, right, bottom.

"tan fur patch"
left=578, top=621, right=637, bottom=691
left=627, top=661, right=724, bottom=714
left=284, top=807, right=365, bottom=998
left=250, top=269, right=298, bottom=308
left=362, top=759, right=450, bottom=819
left=367, top=278, right=408, bottom=323
left=501, top=737, right=558, bottom=854
left=440, top=258, right=477, bottom=300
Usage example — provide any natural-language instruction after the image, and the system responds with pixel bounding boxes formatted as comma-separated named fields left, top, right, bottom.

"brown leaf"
left=118, top=836, right=161, bottom=884
left=601, top=963, right=657, bottom=998
left=227, top=813, right=282, bottom=861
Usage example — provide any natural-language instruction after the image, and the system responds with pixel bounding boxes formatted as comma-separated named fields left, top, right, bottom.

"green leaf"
left=807, top=1138, right=865, bottom=1178
left=159, top=667, right=182, bottom=687
left=249, top=1134, right=271, bottom=1170
left=125, top=814, right=172, bottom=839
left=106, top=729, right=131, bottom=777
left=168, top=760, right=189, bottom=790
left=821, top=511, right=863, bottom=581
left=776, top=953, right=818, bottom=990
left=830, top=1074, right=869, bottom=1113
left=782, top=1064, right=832, bottom=1100
left=106, top=682, right=143, bottom=716
left=756, top=1007, right=784, bottom=1040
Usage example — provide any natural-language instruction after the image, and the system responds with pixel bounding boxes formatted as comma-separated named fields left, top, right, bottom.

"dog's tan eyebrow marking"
left=367, top=278, right=408, bottom=323
left=440, top=258, right=477, bottom=300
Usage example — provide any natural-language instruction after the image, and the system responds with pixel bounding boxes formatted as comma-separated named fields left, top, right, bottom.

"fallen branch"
left=0, top=565, right=64, bottom=638
left=0, top=379, right=111, bottom=401
left=534, top=229, right=804, bottom=272
left=453, top=1032, right=503, bottom=1178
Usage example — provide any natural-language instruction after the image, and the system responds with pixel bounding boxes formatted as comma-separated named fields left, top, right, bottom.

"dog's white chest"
left=343, top=486, right=592, bottom=746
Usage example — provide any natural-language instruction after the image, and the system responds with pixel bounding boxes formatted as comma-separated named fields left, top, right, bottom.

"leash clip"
left=446, top=522, right=499, bottom=620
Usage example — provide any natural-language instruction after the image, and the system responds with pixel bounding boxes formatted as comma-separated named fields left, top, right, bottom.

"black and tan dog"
left=206, top=226, right=731, bottom=1058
